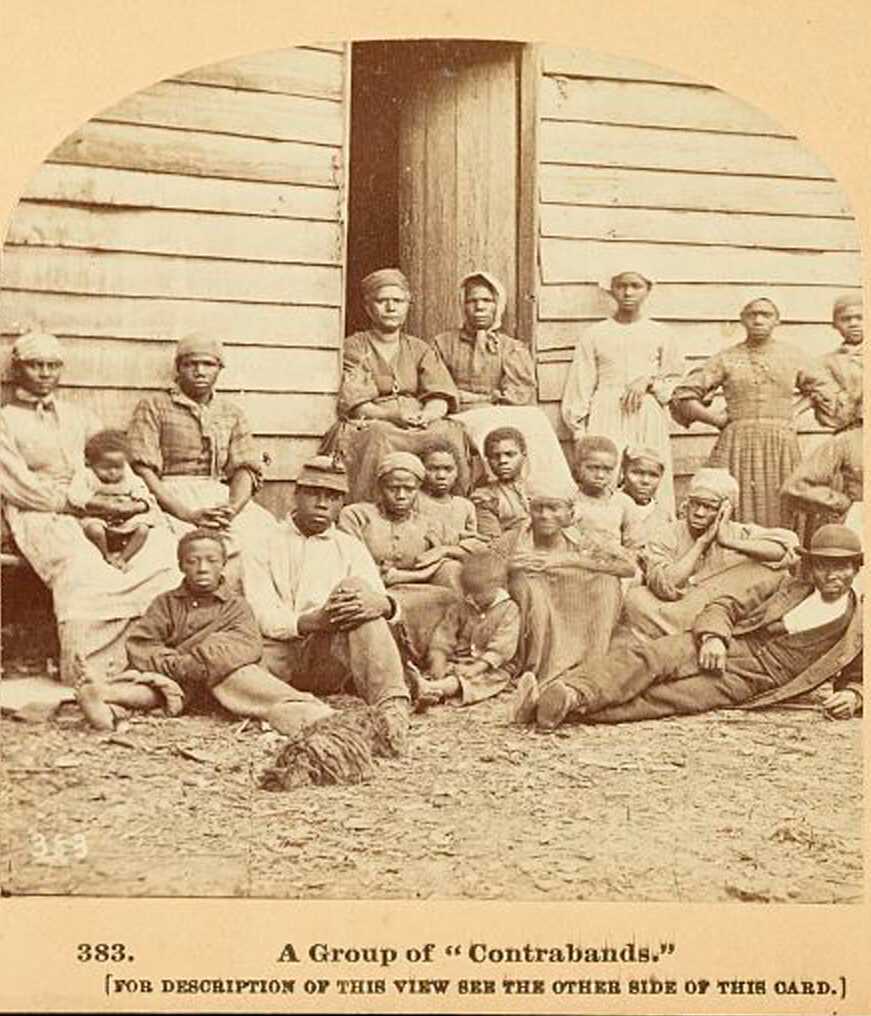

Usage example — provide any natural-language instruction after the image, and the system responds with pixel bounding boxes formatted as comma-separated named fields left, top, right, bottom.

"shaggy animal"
left=260, top=708, right=395, bottom=791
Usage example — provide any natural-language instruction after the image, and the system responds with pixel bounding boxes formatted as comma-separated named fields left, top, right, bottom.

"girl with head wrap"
left=327, top=269, right=470, bottom=502
left=618, top=466, right=800, bottom=643
left=337, top=451, right=463, bottom=663
left=126, top=333, right=278, bottom=588
left=671, top=297, right=839, bottom=527
left=436, top=269, right=575, bottom=495
left=0, top=332, right=179, bottom=684
left=560, top=269, right=683, bottom=514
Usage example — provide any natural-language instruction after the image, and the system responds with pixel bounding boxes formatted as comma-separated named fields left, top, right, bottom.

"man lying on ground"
left=513, top=524, right=862, bottom=730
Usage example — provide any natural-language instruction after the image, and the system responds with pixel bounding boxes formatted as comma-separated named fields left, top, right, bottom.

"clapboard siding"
left=23, top=165, right=340, bottom=220
left=1, top=46, right=350, bottom=504
left=48, top=122, right=340, bottom=188
left=0, top=291, right=341, bottom=347
left=7, top=203, right=343, bottom=265
left=533, top=46, right=861, bottom=487
left=540, top=164, right=853, bottom=217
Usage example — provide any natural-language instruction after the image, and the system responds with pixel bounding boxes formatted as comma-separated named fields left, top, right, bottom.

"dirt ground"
left=1, top=672, right=862, bottom=903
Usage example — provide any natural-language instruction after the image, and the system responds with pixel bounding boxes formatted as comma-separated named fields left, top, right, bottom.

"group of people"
left=0, top=265, right=863, bottom=767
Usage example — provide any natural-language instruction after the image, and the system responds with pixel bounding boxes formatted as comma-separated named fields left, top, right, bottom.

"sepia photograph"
left=0, top=30, right=864, bottom=914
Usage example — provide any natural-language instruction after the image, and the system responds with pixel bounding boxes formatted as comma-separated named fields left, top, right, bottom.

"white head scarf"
left=460, top=271, right=506, bottom=333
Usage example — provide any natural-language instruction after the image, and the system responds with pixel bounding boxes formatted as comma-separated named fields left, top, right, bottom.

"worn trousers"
left=261, top=615, right=409, bottom=708
left=562, top=632, right=784, bottom=724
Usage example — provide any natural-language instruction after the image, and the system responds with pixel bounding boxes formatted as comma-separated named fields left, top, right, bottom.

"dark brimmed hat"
left=296, top=455, right=348, bottom=494
left=801, top=524, right=862, bottom=560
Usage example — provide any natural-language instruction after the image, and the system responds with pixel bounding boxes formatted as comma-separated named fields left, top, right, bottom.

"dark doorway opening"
left=345, top=41, right=524, bottom=339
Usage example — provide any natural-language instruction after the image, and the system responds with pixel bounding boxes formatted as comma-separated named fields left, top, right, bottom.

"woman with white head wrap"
left=560, top=267, right=683, bottom=514
left=671, top=296, right=839, bottom=527
left=618, top=465, right=801, bottom=644
left=435, top=269, right=575, bottom=495
left=0, top=332, right=179, bottom=684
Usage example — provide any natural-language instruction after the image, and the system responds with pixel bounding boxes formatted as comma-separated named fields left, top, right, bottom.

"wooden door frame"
left=517, top=43, right=541, bottom=355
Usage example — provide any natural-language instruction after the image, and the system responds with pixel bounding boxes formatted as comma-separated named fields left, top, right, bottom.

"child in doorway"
left=571, top=435, right=635, bottom=543
left=417, top=438, right=485, bottom=555
left=75, top=529, right=334, bottom=736
left=411, top=551, right=520, bottom=709
left=67, top=429, right=158, bottom=570
left=471, top=426, right=530, bottom=540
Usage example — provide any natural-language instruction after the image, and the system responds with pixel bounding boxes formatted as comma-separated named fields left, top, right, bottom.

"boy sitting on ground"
left=412, top=551, right=520, bottom=708
left=75, top=528, right=333, bottom=735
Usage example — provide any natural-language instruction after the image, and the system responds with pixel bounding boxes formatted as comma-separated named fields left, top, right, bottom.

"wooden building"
left=0, top=42, right=861, bottom=514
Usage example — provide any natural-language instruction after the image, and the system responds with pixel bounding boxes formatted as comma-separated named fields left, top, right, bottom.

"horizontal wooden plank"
left=1, top=248, right=343, bottom=305
left=22, top=165, right=340, bottom=221
left=540, top=76, right=783, bottom=136
left=6, top=203, right=343, bottom=265
left=542, top=47, right=704, bottom=86
left=100, top=81, right=344, bottom=146
left=258, top=437, right=323, bottom=484
left=49, top=121, right=341, bottom=188
left=59, top=386, right=335, bottom=437
left=0, top=335, right=339, bottom=394
left=536, top=319, right=840, bottom=360
left=541, top=121, right=833, bottom=180
left=540, top=238, right=861, bottom=286
left=538, top=282, right=863, bottom=323
left=539, top=164, right=854, bottom=218
left=0, top=290, right=341, bottom=348
left=539, top=204, right=860, bottom=252
left=176, top=46, right=343, bottom=99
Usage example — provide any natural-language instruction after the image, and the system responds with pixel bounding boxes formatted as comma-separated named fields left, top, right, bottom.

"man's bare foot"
left=75, top=683, right=116, bottom=731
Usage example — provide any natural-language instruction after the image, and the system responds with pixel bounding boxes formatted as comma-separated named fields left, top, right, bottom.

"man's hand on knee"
left=325, top=582, right=391, bottom=629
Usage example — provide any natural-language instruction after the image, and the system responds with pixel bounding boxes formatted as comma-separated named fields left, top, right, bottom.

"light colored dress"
left=561, top=317, right=682, bottom=512
left=0, top=391, right=180, bottom=682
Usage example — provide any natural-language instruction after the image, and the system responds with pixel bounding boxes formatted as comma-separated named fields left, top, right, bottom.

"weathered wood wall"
left=0, top=44, right=348, bottom=518
left=532, top=47, right=862, bottom=490
left=398, top=43, right=519, bottom=341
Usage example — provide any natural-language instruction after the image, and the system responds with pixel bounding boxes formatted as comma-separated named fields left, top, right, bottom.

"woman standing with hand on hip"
left=560, top=269, right=682, bottom=513
left=671, top=297, right=837, bottom=528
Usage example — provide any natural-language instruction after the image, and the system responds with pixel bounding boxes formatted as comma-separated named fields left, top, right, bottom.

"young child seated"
left=417, top=439, right=485, bottom=555
left=571, top=434, right=634, bottom=542
left=75, top=529, right=333, bottom=735
left=67, top=429, right=158, bottom=570
left=619, top=445, right=675, bottom=547
left=471, top=426, right=530, bottom=540
left=412, top=551, right=520, bottom=708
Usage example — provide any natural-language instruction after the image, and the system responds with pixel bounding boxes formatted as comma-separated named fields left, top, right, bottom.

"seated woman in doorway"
left=484, top=478, right=636, bottom=723
left=327, top=268, right=469, bottom=503
left=0, top=332, right=179, bottom=684
left=126, top=334, right=277, bottom=588
left=435, top=270, right=575, bottom=493
left=620, top=467, right=799, bottom=644
left=337, top=452, right=462, bottom=662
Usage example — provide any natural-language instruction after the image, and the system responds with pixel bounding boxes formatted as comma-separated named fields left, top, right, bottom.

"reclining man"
left=514, top=524, right=862, bottom=730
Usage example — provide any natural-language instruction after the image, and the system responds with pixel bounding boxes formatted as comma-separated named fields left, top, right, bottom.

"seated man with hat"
left=127, top=332, right=277, bottom=588
left=515, top=524, right=863, bottom=730
left=242, top=455, right=411, bottom=754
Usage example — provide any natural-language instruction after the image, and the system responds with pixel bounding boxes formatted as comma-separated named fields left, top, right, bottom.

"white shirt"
left=243, top=515, right=393, bottom=641
left=782, top=590, right=850, bottom=635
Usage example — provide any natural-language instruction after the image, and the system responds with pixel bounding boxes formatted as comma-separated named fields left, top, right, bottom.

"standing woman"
left=560, top=270, right=682, bottom=513
left=126, top=334, right=277, bottom=586
left=330, top=268, right=468, bottom=503
left=671, top=298, right=837, bottom=527
left=0, top=332, right=179, bottom=683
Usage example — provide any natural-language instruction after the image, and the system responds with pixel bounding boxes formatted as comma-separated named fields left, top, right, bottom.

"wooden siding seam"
left=535, top=235, right=861, bottom=255
left=538, top=159, right=835, bottom=184
left=0, top=286, right=343, bottom=310
left=537, top=199, right=853, bottom=222
left=14, top=196, right=340, bottom=224
left=166, top=76, right=343, bottom=104
left=543, top=71, right=717, bottom=90
left=539, top=114, right=795, bottom=142
left=92, top=115, right=343, bottom=151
